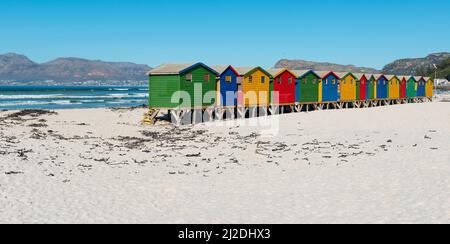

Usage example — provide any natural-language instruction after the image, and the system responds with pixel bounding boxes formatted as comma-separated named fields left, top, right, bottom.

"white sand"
left=0, top=102, right=449, bottom=224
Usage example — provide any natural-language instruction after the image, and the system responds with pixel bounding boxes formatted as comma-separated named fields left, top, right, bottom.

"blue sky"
left=0, top=0, right=449, bottom=69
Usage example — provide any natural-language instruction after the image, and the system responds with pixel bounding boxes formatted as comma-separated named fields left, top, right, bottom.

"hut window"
left=332, top=79, right=336, bottom=85
left=351, top=79, right=354, bottom=85
left=204, top=74, right=210, bottom=82
left=226, top=75, right=232, bottom=82
left=361, top=80, right=365, bottom=85
left=261, top=76, right=266, bottom=83
left=277, top=77, right=282, bottom=84
left=304, top=79, right=307, bottom=84
left=325, top=79, right=328, bottom=85
left=249, top=76, right=253, bottom=83
left=288, top=77, right=293, bottom=84
left=312, top=79, right=316, bottom=85
left=186, top=74, right=193, bottom=81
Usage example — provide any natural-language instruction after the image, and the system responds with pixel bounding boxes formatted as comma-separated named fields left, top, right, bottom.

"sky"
left=0, top=0, right=449, bottom=69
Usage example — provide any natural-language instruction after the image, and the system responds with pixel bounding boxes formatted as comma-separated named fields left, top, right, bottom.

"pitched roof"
left=385, top=75, right=398, bottom=80
left=414, top=76, right=424, bottom=81
left=315, top=71, right=340, bottom=79
left=148, top=62, right=218, bottom=75
left=291, top=70, right=319, bottom=78
left=266, top=68, right=298, bottom=78
left=234, top=66, right=273, bottom=78
left=374, top=74, right=387, bottom=80
left=211, top=65, right=239, bottom=76
left=234, top=67, right=255, bottom=76
left=335, top=72, right=357, bottom=79
left=353, top=73, right=366, bottom=79
left=365, top=74, right=375, bottom=79
left=211, top=65, right=229, bottom=75
left=266, top=68, right=286, bottom=77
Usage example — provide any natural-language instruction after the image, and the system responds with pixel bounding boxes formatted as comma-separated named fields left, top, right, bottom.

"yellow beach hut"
left=386, top=75, right=400, bottom=99
left=425, top=77, right=434, bottom=97
left=335, top=72, right=358, bottom=101
left=235, top=67, right=272, bottom=106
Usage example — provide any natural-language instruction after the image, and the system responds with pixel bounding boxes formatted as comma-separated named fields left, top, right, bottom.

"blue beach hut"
left=375, top=74, right=389, bottom=99
left=212, top=65, right=240, bottom=107
left=415, top=76, right=426, bottom=97
left=316, top=71, right=340, bottom=102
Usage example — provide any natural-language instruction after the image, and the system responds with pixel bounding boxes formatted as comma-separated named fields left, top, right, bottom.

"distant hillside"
left=275, top=59, right=379, bottom=73
left=382, top=52, right=450, bottom=75
left=421, top=57, right=450, bottom=80
left=0, top=53, right=151, bottom=83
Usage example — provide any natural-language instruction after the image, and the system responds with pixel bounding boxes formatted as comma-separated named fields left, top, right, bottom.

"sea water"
left=0, top=86, right=148, bottom=110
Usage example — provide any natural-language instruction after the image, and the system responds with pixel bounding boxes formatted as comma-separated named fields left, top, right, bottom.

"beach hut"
left=148, top=63, right=218, bottom=109
left=416, top=76, right=426, bottom=97
left=365, top=74, right=376, bottom=100
left=291, top=70, right=321, bottom=103
left=386, top=75, right=400, bottom=99
left=211, top=65, right=240, bottom=108
left=267, top=68, right=297, bottom=105
left=336, top=72, right=358, bottom=101
left=353, top=73, right=368, bottom=101
left=375, top=74, right=389, bottom=99
left=425, top=77, right=434, bottom=97
left=235, top=67, right=273, bottom=106
left=316, top=71, right=340, bottom=102
left=406, top=76, right=417, bottom=98
left=398, top=76, right=407, bottom=99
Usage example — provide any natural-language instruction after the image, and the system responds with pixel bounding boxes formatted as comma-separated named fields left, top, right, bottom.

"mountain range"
left=275, top=52, right=450, bottom=76
left=1, top=52, right=449, bottom=85
left=381, top=52, right=450, bottom=75
left=0, top=53, right=151, bottom=84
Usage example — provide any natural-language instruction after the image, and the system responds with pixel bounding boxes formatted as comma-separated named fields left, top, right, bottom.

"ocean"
left=0, top=86, right=148, bottom=110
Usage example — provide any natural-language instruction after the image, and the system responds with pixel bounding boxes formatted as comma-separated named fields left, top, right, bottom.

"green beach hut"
left=406, top=76, right=417, bottom=98
left=148, top=63, right=219, bottom=109
left=365, top=74, right=376, bottom=100
left=292, top=70, right=321, bottom=103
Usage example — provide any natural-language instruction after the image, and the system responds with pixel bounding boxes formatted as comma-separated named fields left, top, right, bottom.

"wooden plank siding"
left=358, top=75, right=368, bottom=100
left=270, top=70, right=297, bottom=105
left=298, top=72, right=320, bottom=103
left=399, top=77, right=407, bottom=99
left=376, top=75, right=388, bottom=99
left=425, top=78, right=434, bottom=97
left=339, top=73, right=358, bottom=101
left=388, top=76, right=400, bottom=99
left=242, top=68, right=271, bottom=106
left=367, top=75, right=376, bottom=100
left=218, top=67, right=239, bottom=107
left=149, top=74, right=181, bottom=108
left=406, top=77, right=417, bottom=98
left=416, top=77, right=426, bottom=97
left=179, top=66, right=217, bottom=108
left=321, top=73, right=340, bottom=102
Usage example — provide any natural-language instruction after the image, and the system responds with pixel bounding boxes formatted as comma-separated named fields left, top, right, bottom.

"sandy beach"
left=0, top=99, right=449, bottom=224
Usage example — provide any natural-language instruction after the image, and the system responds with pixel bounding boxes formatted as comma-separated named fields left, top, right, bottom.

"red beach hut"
left=354, top=73, right=368, bottom=100
left=267, top=68, right=297, bottom=105
left=398, top=75, right=407, bottom=99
